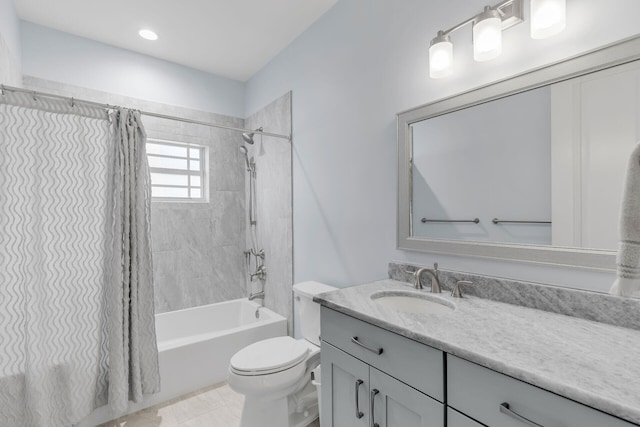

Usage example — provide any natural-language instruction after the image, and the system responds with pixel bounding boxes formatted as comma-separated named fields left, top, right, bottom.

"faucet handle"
left=433, top=262, right=438, bottom=272
left=452, top=280, right=473, bottom=298
left=413, top=268, right=426, bottom=289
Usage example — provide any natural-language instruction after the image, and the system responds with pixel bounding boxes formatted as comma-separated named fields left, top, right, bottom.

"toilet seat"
left=230, top=336, right=309, bottom=376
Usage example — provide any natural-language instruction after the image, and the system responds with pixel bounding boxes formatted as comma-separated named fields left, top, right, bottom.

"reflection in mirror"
left=410, top=59, right=640, bottom=251
left=412, top=86, right=551, bottom=246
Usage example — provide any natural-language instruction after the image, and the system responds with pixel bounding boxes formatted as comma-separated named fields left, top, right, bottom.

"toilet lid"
left=230, top=336, right=309, bottom=375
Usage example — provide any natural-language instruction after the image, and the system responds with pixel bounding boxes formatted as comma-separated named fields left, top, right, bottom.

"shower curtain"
left=0, top=93, right=160, bottom=426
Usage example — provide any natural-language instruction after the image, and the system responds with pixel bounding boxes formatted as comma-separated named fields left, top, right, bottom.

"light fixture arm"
left=438, top=0, right=524, bottom=39
left=439, top=16, right=476, bottom=38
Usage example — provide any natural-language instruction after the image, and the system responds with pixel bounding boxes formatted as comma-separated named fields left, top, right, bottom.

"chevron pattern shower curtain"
left=0, top=93, right=160, bottom=426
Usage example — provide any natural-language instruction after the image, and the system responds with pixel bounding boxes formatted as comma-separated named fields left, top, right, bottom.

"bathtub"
left=78, top=298, right=287, bottom=426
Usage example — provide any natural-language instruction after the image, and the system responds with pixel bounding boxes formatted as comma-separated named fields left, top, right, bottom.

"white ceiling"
left=13, top=0, right=338, bottom=82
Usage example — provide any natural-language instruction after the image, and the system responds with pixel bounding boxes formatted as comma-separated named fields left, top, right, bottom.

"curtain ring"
left=70, top=97, right=75, bottom=108
left=0, top=85, right=5, bottom=96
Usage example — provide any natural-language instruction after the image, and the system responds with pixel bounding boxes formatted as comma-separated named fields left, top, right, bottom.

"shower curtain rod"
left=0, top=84, right=292, bottom=141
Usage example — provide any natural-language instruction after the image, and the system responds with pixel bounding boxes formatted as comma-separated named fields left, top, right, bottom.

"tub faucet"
left=414, top=263, right=441, bottom=293
left=250, top=264, right=267, bottom=281
left=249, top=291, right=265, bottom=301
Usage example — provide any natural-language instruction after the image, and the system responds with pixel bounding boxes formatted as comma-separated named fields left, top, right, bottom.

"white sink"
left=370, top=290, right=455, bottom=314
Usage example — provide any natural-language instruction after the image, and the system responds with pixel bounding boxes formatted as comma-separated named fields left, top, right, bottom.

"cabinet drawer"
left=321, top=306, right=444, bottom=401
left=447, top=408, right=484, bottom=427
left=448, top=355, right=635, bottom=427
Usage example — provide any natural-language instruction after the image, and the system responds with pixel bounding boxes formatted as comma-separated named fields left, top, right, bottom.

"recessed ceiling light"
left=139, top=29, right=158, bottom=41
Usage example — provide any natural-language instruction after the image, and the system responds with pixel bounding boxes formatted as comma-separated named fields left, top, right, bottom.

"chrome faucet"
left=248, top=291, right=265, bottom=301
left=451, top=280, right=473, bottom=298
left=250, top=264, right=267, bottom=281
left=413, top=263, right=441, bottom=293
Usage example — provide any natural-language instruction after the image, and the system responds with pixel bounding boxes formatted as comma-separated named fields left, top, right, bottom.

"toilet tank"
left=293, top=281, right=337, bottom=346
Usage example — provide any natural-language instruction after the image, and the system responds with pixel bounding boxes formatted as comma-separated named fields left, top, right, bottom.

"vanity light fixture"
left=428, top=0, right=566, bottom=78
left=473, top=7, right=503, bottom=62
left=138, top=29, right=158, bottom=41
left=429, top=31, right=454, bottom=78
left=530, top=0, right=566, bottom=39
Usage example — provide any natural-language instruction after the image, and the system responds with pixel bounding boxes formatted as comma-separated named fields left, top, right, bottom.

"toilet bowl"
left=227, top=281, right=336, bottom=427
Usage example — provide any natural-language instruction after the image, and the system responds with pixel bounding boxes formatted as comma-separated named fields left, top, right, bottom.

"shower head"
left=241, top=127, right=263, bottom=145
left=239, top=146, right=252, bottom=171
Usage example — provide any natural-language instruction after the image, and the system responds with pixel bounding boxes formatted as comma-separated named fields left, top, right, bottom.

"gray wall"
left=0, top=0, right=21, bottom=86
left=20, top=22, right=245, bottom=118
left=23, top=77, right=247, bottom=313
left=244, top=92, right=293, bottom=334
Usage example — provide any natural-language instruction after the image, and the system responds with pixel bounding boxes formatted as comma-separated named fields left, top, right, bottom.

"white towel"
left=611, top=142, right=640, bottom=296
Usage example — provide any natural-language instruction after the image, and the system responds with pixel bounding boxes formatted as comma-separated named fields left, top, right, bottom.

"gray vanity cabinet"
left=446, top=408, right=484, bottom=427
left=370, top=366, right=444, bottom=427
left=321, top=342, right=370, bottom=426
left=321, top=307, right=445, bottom=427
left=447, top=355, right=637, bottom=427
left=321, top=342, right=444, bottom=427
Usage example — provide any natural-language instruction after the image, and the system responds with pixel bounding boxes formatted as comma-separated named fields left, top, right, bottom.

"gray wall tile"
left=244, top=92, right=294, bottom=334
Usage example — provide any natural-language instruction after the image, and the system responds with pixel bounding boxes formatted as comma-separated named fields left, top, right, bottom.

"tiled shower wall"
left=144, top=117, right=246, bottom=312
left=245, top=92, right=294, bottom=334
left=22, top=76, right=247, bottom=313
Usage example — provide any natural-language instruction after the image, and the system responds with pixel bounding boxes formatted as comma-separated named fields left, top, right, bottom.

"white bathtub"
left=78, top=299, right=287, bottom=426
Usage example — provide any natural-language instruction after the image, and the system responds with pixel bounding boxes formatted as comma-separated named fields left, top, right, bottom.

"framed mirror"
left=397, top=35, right=640, bottom=271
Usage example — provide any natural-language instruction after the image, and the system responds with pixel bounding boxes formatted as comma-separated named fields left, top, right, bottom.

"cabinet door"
left=370, top=367, right=444, bottom=427
left=321, top=342, right=370, bottom=427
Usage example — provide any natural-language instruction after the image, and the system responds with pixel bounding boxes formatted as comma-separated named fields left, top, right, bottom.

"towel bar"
left=421, top=218, right=480, bottom=224
left=492, top=218, right=551, bottom=224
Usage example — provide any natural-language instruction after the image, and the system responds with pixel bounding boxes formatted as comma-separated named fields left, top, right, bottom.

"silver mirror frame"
left=397, top=35, right=640, bottom=271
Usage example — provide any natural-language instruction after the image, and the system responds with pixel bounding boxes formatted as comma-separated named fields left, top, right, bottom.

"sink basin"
left=370, top=290, right=455, bottom=314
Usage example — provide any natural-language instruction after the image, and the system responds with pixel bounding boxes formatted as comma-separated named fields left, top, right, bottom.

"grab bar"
left=492, top=218, right=551, bottom=225
left=421, top=218, right=480, bottom=224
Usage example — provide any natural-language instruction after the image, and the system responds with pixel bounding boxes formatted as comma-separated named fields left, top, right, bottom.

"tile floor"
left=99, top=382, right=320, bottom=427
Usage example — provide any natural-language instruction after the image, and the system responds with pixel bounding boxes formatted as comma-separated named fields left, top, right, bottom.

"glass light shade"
left=429, top=38, right=453, bottom=79
left=530, top=0, right=566, bottom=39
left=473, top=10, right=502, bottom=62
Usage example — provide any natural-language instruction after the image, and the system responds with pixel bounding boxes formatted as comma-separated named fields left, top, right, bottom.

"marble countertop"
left=315, top=279, right=640, bottom=425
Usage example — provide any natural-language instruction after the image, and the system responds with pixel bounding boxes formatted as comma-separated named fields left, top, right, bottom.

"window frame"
left=147, top=138, right=209, bottom=203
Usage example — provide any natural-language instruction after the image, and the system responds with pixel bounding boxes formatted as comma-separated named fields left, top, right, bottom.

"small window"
left=147, top=139, right=207, bottom=202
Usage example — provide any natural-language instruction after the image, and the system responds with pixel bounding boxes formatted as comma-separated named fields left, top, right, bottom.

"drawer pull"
left=500, top=402, right=544, bottom=427
left=371, top=389, right=380, bottom=427
left=351, top=336, right=383, bottom=355
left=355, top=379, right=364, bottom=419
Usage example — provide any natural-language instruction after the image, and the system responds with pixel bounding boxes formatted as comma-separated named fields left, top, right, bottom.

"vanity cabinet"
left=320, top=307, right=445, bottom=426
left=320, top=306, right=639, bottom=427
left=447, top=355, right=636, bottom=427
left=446, top=408, right=484, bottom=427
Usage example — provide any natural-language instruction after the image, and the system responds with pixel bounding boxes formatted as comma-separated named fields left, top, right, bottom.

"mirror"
left=397, top=36, right=640, bottom=271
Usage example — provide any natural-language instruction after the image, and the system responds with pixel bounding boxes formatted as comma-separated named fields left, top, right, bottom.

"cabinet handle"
left=500, top=402, right=544, bottom=427
left=355, top=379, right=364, bottom=419
left=370, top=389, right=380, bottom=427
left=351, top=336, right=384, bottom=355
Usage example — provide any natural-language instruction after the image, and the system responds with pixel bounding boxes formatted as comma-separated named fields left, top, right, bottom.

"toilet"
left=228, top=281, right=336, bottom=427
